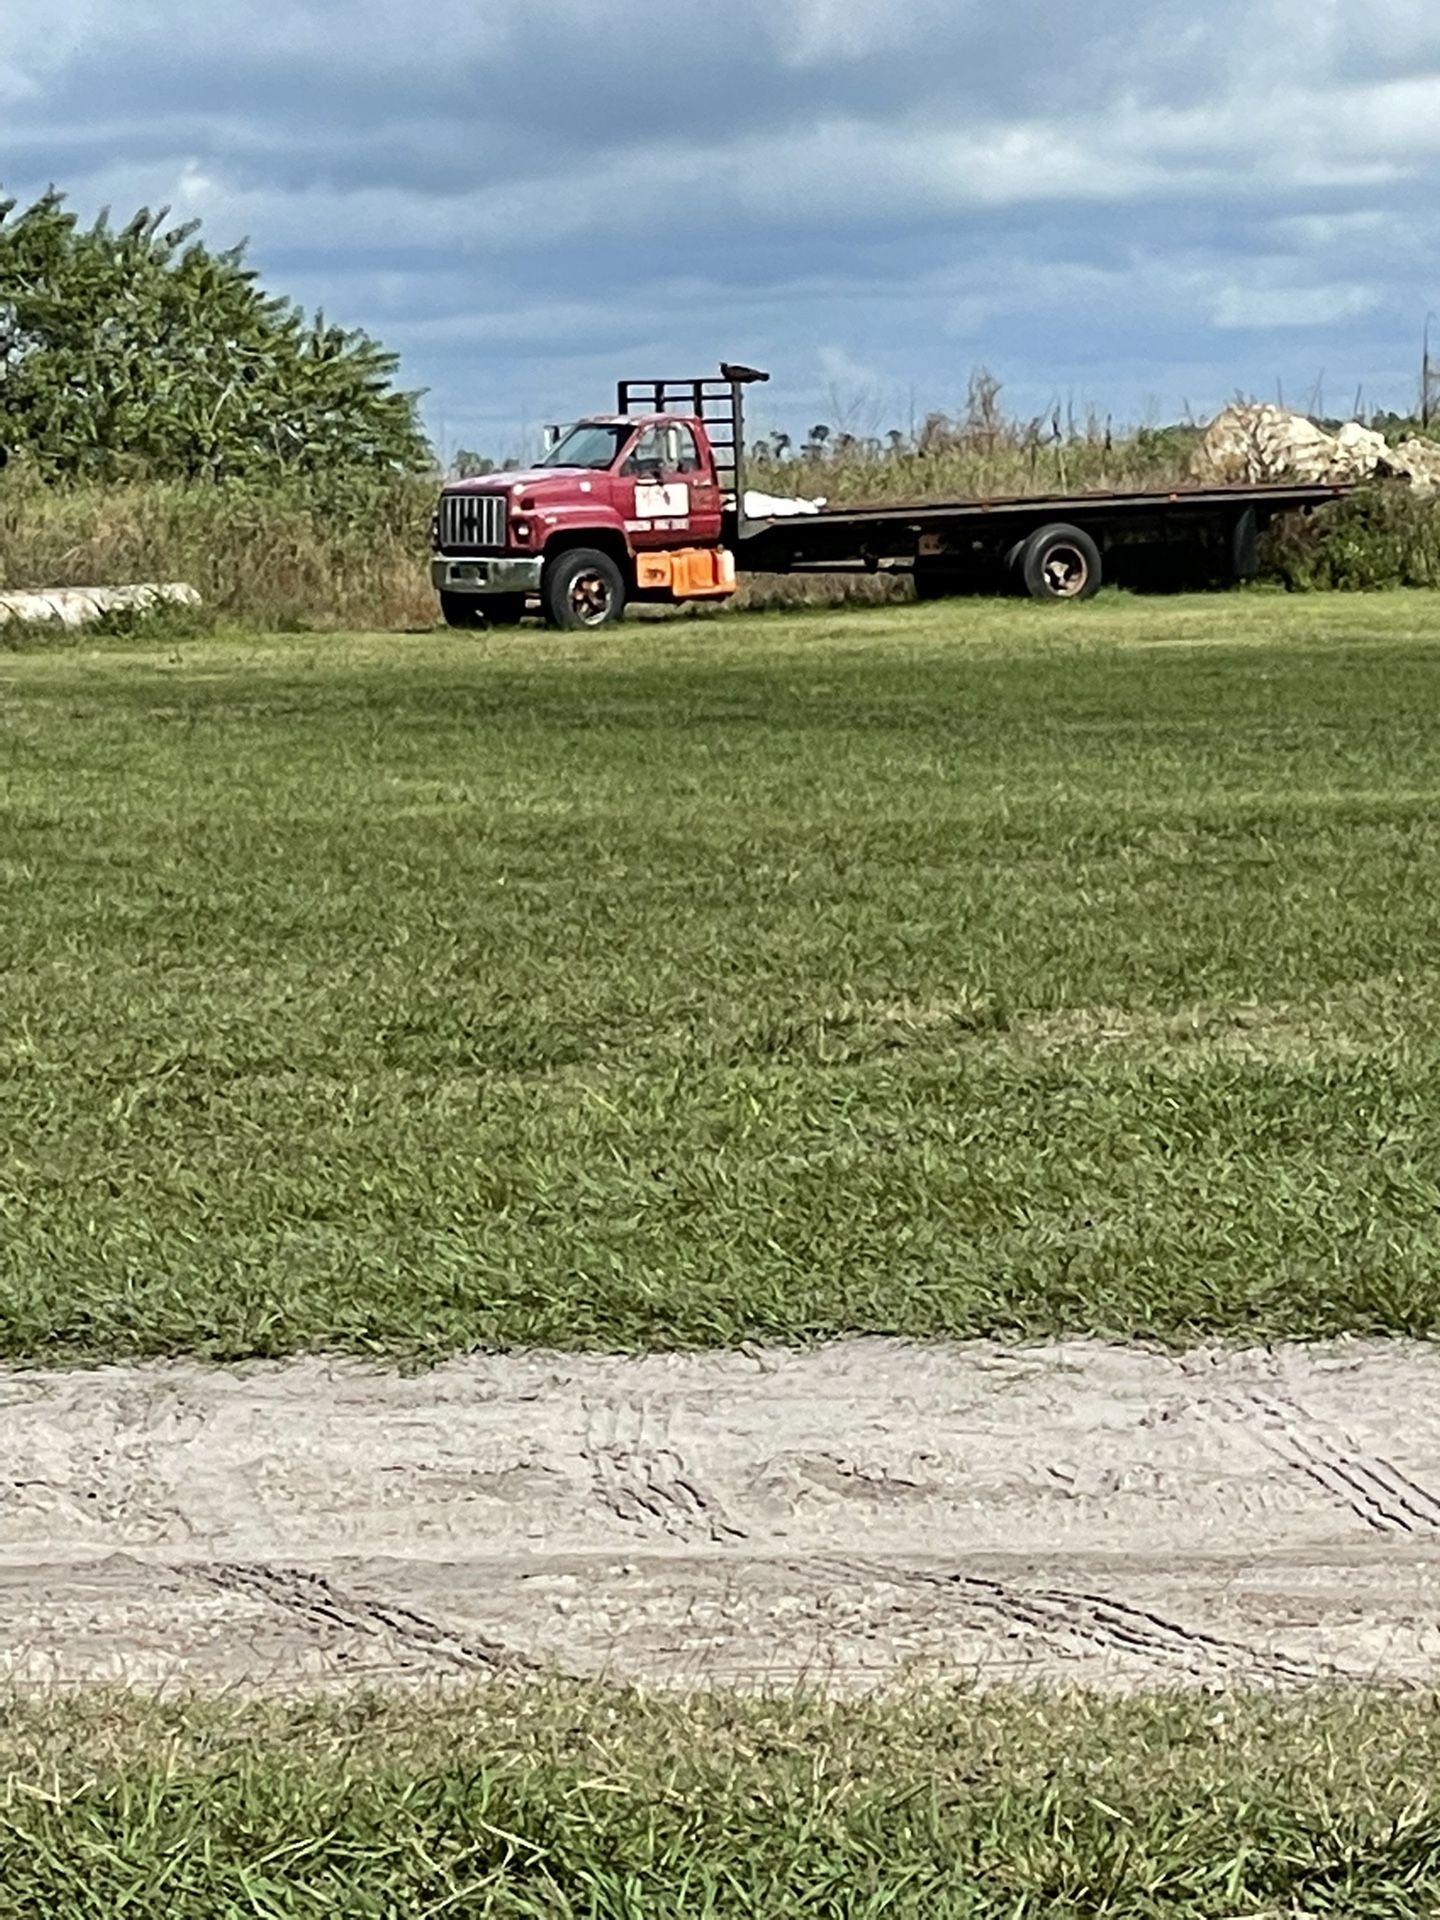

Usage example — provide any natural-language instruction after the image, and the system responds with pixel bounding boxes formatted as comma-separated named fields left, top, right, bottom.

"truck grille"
left=440, top=492, right=506, bottom=550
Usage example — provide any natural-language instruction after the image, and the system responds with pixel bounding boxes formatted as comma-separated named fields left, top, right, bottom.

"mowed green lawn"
left=5, top=591, right=1440, bottom=1362
left=7, top=1687, right=1440, bottom=1917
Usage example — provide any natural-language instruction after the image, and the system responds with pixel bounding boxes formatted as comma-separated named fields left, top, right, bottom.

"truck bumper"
left=431, top=556, right=544, bottom=597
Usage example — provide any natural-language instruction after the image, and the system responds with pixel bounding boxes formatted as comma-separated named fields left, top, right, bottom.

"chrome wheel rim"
left=569, top=571, right=614, bottom=625
left=1043, top=545, right=1090, bottom=597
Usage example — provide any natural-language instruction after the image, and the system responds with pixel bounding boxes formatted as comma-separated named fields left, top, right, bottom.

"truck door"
left=621, top=422, right=722, bottom=550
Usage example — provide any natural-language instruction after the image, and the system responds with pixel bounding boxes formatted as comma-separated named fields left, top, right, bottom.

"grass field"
left=5, top=590, right=1440, bottom=1363
left=1, top=1685, right=1438, bottom=1915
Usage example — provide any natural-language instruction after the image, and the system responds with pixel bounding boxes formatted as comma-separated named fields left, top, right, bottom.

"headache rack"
left=616, top=364, right=769, bottom=519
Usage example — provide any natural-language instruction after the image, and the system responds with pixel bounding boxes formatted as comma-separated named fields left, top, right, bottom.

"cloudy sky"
left=4, top=0, right=1439, bottom=458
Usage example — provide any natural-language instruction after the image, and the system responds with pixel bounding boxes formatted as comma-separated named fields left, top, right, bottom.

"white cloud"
left=1272, top=209, right=1404, bottom=249
left=71, top=82, right=1421, bottom=272
left=776, top=0, right=950, bottom=67
left=816, top=343, right=881, bottom=389
left=1211, top=282, right=1383, bottom=330
left=14, top=8, right=1440, bottom=226
left=17, top=0, right=518, bottom=78
left=0, top=0, right=103, bottom=103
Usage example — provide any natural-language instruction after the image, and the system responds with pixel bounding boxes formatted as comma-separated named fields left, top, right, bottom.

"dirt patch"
left=5, top=1340, right=1440, bottom=1694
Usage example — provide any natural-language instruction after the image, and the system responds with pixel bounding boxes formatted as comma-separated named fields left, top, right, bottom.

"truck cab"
left=431, top=375, right=761, bottom=630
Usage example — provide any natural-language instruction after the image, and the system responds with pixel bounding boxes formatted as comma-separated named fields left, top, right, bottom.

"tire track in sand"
left=2, top=1340, right=1440, bottom=1692
left=1211, top=1391, right=1440, bottom=1538
left=803, top=1557, right=1335, bottom=1686
left=199, top=1564, right=541, bottom=1676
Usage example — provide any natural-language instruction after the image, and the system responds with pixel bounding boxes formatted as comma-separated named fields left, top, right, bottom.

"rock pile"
left=1192, top=405, right=1440, bottom=492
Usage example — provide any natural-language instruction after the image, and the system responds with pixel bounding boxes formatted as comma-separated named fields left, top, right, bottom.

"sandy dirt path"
left=6, top=1338, right=1440, bottom=1693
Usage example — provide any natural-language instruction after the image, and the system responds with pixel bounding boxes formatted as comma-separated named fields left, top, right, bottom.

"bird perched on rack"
left=720, top=364, right=770, bottom=385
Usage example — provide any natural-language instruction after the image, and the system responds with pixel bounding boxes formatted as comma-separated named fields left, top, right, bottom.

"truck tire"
left=542, top=549, right=627, bottom=630
left=1017, top=524, right=1102, bottom=601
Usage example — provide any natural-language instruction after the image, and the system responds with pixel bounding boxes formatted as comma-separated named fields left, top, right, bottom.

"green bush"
left=1265, top=484, right=1440, bottom=592
left=0, top=190, right=428, bottom=484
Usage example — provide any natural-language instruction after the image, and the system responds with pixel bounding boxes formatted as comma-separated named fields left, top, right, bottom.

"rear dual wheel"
left=1015, top=523, right=1102, bottom=601
left=915, top=525, right=1103, bottom=604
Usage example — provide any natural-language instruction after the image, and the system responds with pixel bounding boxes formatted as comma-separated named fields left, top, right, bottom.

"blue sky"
left=4, top=0, right=1439, bottom=460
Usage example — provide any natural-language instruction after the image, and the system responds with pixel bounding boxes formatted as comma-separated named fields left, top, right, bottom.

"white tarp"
left=0, top=582, right=202, bottom=628
left=744, top=489, right=828, bottom=518
left=1192, top=405, right=1440, bottom=493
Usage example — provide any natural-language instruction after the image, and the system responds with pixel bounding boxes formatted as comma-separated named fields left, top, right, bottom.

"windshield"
left=538, top=423, right=632, bottom=471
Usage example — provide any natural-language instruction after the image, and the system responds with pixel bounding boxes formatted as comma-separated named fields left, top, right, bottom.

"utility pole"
left=1425, top=314, right=1437, bottom=430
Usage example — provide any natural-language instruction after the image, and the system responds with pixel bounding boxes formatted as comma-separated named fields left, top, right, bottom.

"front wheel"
left=1017, top=524, right=1102, bottom=601
left=542, top=549, right=627, bottom=631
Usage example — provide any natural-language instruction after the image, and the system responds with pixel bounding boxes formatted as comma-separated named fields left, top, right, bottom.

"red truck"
left=430, top=366, right=1349, bottom=630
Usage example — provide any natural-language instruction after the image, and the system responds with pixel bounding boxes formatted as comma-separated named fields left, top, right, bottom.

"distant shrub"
left=0, top=459, right=435, bottom=630
left=1265, top=485, right=1440, bottom=592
